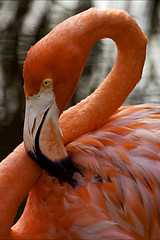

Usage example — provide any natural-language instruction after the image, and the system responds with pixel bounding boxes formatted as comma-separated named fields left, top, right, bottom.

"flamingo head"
left=23, top=20, right=87, bottom=185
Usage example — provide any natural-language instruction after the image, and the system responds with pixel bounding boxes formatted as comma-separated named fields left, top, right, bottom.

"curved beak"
left=23, top=94, right=78, bottom=186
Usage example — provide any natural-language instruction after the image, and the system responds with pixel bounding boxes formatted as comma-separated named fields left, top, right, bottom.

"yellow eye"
left=42, top=79, right=52, bottom=88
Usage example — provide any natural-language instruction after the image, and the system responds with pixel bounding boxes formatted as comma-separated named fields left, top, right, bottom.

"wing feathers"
left=66, top=104, right=160, bottom=238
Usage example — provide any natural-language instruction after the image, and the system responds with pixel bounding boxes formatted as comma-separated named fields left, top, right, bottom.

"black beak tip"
left=26, top=109, right=79, bottom=187
left=27, top=150, right=79, bottom=187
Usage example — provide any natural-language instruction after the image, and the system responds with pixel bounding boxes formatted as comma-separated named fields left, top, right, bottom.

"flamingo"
left=0, top=7, right=160, bottom=239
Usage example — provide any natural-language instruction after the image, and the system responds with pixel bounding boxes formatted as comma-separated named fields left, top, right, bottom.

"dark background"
left=0, top=0, right=160, bottom=161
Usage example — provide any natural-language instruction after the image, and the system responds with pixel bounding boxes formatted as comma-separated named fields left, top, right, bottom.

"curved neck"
left=58, top=8, right=147, bottom=144
left=0, top=143, right=41, bottom=238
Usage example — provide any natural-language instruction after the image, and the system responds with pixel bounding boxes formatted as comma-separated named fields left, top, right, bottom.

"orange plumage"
left=0, top=7, right=160, bottom=239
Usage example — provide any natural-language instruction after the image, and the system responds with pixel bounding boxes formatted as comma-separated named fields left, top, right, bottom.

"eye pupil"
left=42, top=79, right=52, bottom=88
left=43, top=80, right=50, bottom=87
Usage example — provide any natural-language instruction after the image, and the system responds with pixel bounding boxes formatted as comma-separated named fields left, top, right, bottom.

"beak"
left=23, top=94, right=78, bottom=186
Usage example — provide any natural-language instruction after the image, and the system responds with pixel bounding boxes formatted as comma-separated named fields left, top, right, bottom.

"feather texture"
left=11, top=104, right=160, bottom=239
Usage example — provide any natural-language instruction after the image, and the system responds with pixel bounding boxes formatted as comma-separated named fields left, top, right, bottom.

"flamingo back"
left=12, top=104, right=160, bottom=239
left=66, top=104, right=160, bottom=239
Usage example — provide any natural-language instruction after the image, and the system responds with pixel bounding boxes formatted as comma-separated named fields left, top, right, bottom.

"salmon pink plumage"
left=0, top=7, right=160, bottom=240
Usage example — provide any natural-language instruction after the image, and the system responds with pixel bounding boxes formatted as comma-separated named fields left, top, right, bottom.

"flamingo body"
left=0, top=7, right=160, bottom=240
left=11, top=104, right=160, bottom=239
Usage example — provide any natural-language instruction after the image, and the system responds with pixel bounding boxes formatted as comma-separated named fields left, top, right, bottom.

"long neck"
left=0, top=143, right=41, bottom=238
left=59, top=8, right=147, bottom=145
